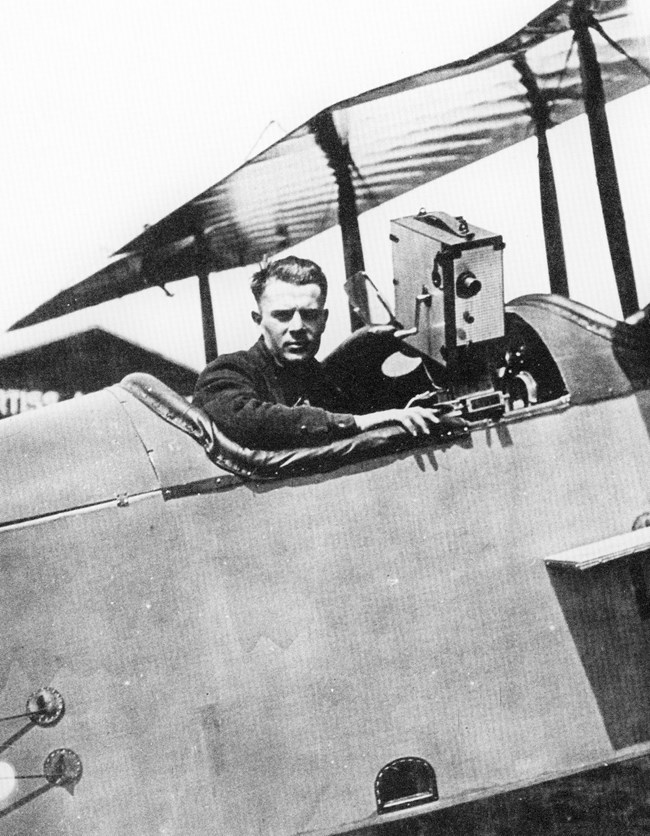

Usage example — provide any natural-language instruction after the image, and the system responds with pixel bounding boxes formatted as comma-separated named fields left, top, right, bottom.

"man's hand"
left=354, top=406, right=441, bottom=436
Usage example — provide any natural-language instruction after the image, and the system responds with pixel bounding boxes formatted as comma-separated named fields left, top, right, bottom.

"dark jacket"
left=193, top=338, right=358, bottom=449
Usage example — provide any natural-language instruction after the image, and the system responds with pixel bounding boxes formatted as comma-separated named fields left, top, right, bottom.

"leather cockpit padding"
left=119, top=373, right=469, bottom=481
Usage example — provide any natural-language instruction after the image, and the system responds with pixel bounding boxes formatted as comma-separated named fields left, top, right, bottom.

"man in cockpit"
left=193, top=255, right=440, bottom=450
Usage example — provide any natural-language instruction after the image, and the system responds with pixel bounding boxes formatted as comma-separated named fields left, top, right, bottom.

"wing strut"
left=310, top=110, right=369, bottom=330
left=571, top=0, right=638, bottom=317
left=195, top=232, right=218, bottom=363
left=514, top=52, right=569, bottom=298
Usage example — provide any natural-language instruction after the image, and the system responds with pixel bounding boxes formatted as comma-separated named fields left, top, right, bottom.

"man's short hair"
left=251, top=256, right=328, bottom=304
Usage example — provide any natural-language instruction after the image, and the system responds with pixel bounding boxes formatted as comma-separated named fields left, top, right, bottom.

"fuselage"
left=1, top=295, right=650, bottom=834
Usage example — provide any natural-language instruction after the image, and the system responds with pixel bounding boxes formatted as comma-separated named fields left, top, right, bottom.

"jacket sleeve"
left=193, top=356, right=358, bottom=450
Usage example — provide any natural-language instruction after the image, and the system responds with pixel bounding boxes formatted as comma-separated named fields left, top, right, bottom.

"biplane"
left=2, top=1, right=650, bottom=833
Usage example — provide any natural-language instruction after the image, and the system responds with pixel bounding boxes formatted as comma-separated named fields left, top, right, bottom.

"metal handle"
left=394, top=288, right=432, bottom=338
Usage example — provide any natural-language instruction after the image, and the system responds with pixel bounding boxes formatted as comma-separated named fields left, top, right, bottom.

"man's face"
left=252, top=278, right=329, bottom=365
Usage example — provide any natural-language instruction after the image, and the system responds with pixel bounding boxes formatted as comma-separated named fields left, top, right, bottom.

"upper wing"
left=11, top=0, right=650, bottom=329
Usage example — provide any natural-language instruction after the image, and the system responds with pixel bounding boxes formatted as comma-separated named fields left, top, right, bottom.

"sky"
left=1, top=0, right=648, bottom=372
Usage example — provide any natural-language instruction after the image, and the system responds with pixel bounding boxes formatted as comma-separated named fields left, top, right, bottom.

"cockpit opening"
left=332, top=211, right=568, bottom=426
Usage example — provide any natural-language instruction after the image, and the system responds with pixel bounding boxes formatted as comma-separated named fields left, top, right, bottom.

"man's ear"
left=322, top=308, right=329, bottom=326
left=251, top=310, right=262, bottom=326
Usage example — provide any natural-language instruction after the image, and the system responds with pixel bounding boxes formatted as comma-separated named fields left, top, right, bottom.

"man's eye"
left=272, top=309, right=322, bottom=323
left=301, top=310, right=322, bottom=323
